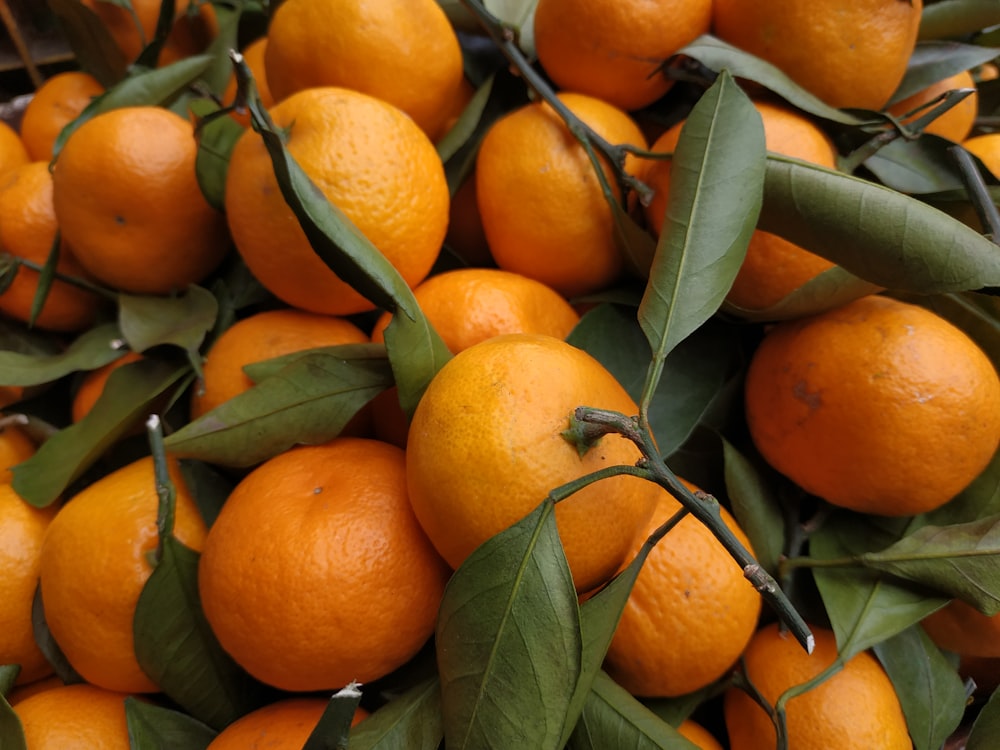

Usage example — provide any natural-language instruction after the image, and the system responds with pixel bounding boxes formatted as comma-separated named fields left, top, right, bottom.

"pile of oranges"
left=1, top=0, right=1000, bottom=748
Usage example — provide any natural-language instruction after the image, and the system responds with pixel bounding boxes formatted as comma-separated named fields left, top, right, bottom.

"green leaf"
left=0, top=323, right=123, bottom=387
left=46, top=0, right=129, bottom=87
left=164, top=346, right=393, bottom=467
left=811, top=513, right=948, bottom=661
left=302, top=685, right=364, bottom=750
left=133, top=535, right=273, bottom=730
left=484, top=0, right=538, bottom=56
left=118, top=286, right=218, bottom=358
left=872, top=625, right=966, bottom=750
left=192, top=99, right=245, bottom=210
left=436, top=499, right=582, bottom=750
left=31, top=585, right=82, bottom=685
left=967, top=683, right=1000, bottom=749
left=195, top=3, right=243, bottom=97
left=28, top=237, right=62, bottom=330
left=178, top=459, right=234, bottom=529
left=919, top=0, right=1000, bottom=42
left=124, top=697, right=217, bottom=750
left=759, top=155, right=1000, bottom=292
left=864, top=135, right=971, bottom=195
left=889, top=41, right=998, bottom=104
left=0, top=690, right=26, bottom=750
left=12, top=358, right=190, bottom=507
left=0, top=666, right=18, bottom=697
left=567, top=671, right=699, bottom=750
left=722, top=437, right=784, bottom=575
left=347, top=676, right=443, bottom=750
left=858, top=515, right=1000, bottom=614
left=638, top=70, right=764, bottom=385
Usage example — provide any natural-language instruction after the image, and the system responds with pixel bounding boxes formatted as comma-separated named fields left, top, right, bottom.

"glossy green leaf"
left=118, top=286, right=218, bottom=358
left=873, top=625, right=966, bottom=750
left=196, top=3, right=242, bottom=97
left=134, top=535, right=273, bottom=730
left=919, top=0, right=1000, bottom=41
left=0, top=322, right=123, bottom=387
left=864, top=135, right=970, bottom=194
left=567, top=671, right=699, bottom=750
left=437, top=73, right=494, bottom=166
left=0, top=666, right=17, bottom=698
left=759, top=155, right=1000, bottom=292
left=125, top=697, right=217, bottom=750
left=890, top=41, right=998, bottom=103
left=192, top=98, right=245, bottom=210
left=638, top=70, right=764, bottom=384
left=303, top=685, right=364, bottom=750
left=436, top=499, right=582, bottom=750
left=0, top=690, right=25, bottom=750
left=722, top=437, right=784, bottom=575
left=811, top=513, right=948, bottom=660
left=11, top=357, right=190, bottom=507
left=46, top=0, right=129, bottom=87
left=164, top=346, right=392, bottom=467
left=348, top=676, right=443, bottom=750
left=28, top=238, right=62, bottom=330
left=967, top=683, right=1000, bottom=749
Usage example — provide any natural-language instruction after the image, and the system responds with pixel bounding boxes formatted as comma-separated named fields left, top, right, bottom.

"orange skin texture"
left=19, top=71, right=104, bottom=162
left=0, top=423, right=35, bottom=484
left=643, top=100, right=837, bottom=311
left=712, top=0, right=922, bottom=111
left=603, top=481, right=762, bottom=697
left=207, top=698, right=368, bottom=749
left=0, top=119, right=29, bottom=178
left=476, top=93, right=648, bottom=298
left=38, top=456, right=208, bottom=693
left=80, top=0, right=217, bottom=65
left=744, top=295, right=1000, bottom=516
left=198, top=438, right=450, bottom=692
left=0, top=484, right=58, bottom=685
left=963, top=132, right=1000, bottom=177
left=264, top=0, right=464, bottom=140
left=5, top=674, right=65, bottom=706
left=15, top=683, right=133, bottom=749
left=406, top=333, right=660, bottom=593
left=677, top=719, right=724, bottom=750
left=225, top=87, right=449, bottom=316
left=189, top=308, right=369, bottom=420
left=887, top=70, right=978, bottom=143
left=534, top=0, right=712, bottom=111
left=51, top=106, right=230, bottom=295
left=922, top=599, right=1000, bottom=658
left=724, top=624, right=911, bottom=750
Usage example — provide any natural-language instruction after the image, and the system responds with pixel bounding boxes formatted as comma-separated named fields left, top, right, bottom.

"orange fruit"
left=81, top=0, right=217, bottom=65
left=370, top=268, right=580, bottom=355
left=887, top=70, right=978, bottom=142
left=921, top=599, right=1000, bottom=658
left=38, top=455, right=208, bottom=693
left=603, top=480, right=762, bottom=697
left=0, top=386, right=24, bottom=410
left=406, top=333, right=660, bottom=593
left=723, top=623, right=910, bottom=750
left=14, top=683, right=132, bottom=749
left=198, top=438, right=450, bottom=692
left=189, top=308, right=369, bottom=420
left=534, top=0, right=712, bottom=111
left=642, top=100, right=838, bottom=310
left=0, top=484, right=58, bottom=686
left=475, top=93, right=648, bottom=298
left=713, top=0, right=922, bottom=111
left=51, top=105, right=230, bottom=296
left=0, top=422, right=35, bottom=483
left=71, top=351, right=144, bottom=424
left=264, top=0, right=464, bottom=140
left=4, top=674, right=65, bottom=706
left=0, top=161, right=102, bottom=332
left=19, top=71, right=104, bottom=162
left=744, top=294, right=1000, bottom=516
left=207, top=698, right=368, bottom=749
left=222, top=36, right=274, bottom=128
left=677, top=719, right=724, bottom=750
left=0, top=119, right=29, bottom=178
left=963, top=132, right=1000, bottom=176
left=224, top=86, right=449, bottom=316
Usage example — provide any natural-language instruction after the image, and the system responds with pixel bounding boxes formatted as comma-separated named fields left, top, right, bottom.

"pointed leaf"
left=46, top=0, right=129, bottom=87
left=164, top=346, right=392, bottom=466
left=864, top=135, right=971, bottom=195
left=301, top=685, right=364, bottom=750
left=348, top=676, right=443, bottom=750
left=638, top=70, right=764, bottom=374
left=193, top=99, right=245, bottom=210
left=118, top=286, right=218, bottom=356
left=134, top=535, right=273, bottom=730
left=125, top=697, right=216, bottom=750
left=872, top=625, right=966, bottom=750
left=722, top=437, right=784, bottom=575
left=0, top=666, right=18, bottom=697
left=0, top=691, right=25, bottom=750
left=967, top=684, right=1000, bottom=750
left=920, top=2, right=1000, bottom=42
left=178, top=459, right=234, bottom=529
left=890, top=41, right=999, bottom=103
left=436, top=499, right=582, bottom=750
left=195, top=4, right=242, bottom=97
left=0, top=323, right=123, bottom=387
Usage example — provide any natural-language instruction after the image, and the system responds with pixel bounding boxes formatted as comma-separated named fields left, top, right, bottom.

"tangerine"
left=207, top=698, right=368, bottom=749
left=887, top=70, right=979, bottom=143
left=14, top=683, right=132, bottom=749
left=19, top=71, right=104, bottom=162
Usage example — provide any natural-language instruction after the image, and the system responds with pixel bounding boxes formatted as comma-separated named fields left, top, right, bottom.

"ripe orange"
left=19, top=71, right=104, bottom=162
left=189, top=308, right=369, bottom=420
left=264, top=0, right=464, bottom=140
left=4, top=674, right=64, bottom=706
left=222, top=36, right=274, bottom=128
left=224, top=86, right=449, bottom=316
left=80, top=0, right=217, bottom=65
left=642, top=99, right=838, bottom=310
left=712, top=0, right=922, bottom=111
left=677, top=719, right=724, bottom=750
left=533, top=0, right=712, bottom=111
left=14, top=683, right=132, bottom=749
left=744, top=294, right=1000, bottom=516
left=887, top=70, right=978, bottom=142
left=71, top=351, right=144, bottom=423
left=603, top=479, right=762, bottom=697
left=198, top=438, right=450, bottom=692
left=38, top=455, right=208, bottom=693
left=207, top=698, right=368, bottom=749
left=0, top=484, right=58, bottom=685
left=370, top=268, right=580, bottom=355
left=0, top=119, right=29, bottom=178
left=0, top=422, right=35, bottom=483
left=723, top=623, right=910, bottom=750
left=475, top=93, right=648, bottom=298
left=0, top=161, right=102, bottom=332
left=921, top=599, right=1000, bottom=658
left=406, top=333, right=660, bottom=593
left=963, top=132, right=1000, bottom=176
left=51, top=105, right=230, bottom=295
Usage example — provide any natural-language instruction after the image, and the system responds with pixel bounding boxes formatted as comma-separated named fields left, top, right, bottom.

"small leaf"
left=864, top=135, right=971, bottom=194
left=118, top=286, right=218, bottom=358
left=890, top=41, right=999, bottom=103
left=348, top=676, right=443, bottom=750
left=28, top=237, right=61, bottom=330
left=0, top=322, right=123, bottom=387
left=872, top=625, right=966, bottom=750
left=178, top=459, right=234, bottom=529
left=164, top=346, right=393, bottom=467
left=195, top=3, right=243, bottom=97
left=0, top=691, right=26, bottom=750
left=0, top=666, right=18, bottom=697
left=303, top=684, right=364, bottom=750
left=46, top=0, right=129, bottom=87
left=484, top=0, right=538, bottom=56
left=192, top=99, right=245, bottom=210
left=125, top=697, right=217, bottom=750
left=134, top=535, right=274, bottom=730
left=967, top=684, right=1000, bottom=750
left=436, top=499, right=582, bottom=750
left=722, top=437, right=784, bottom=575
